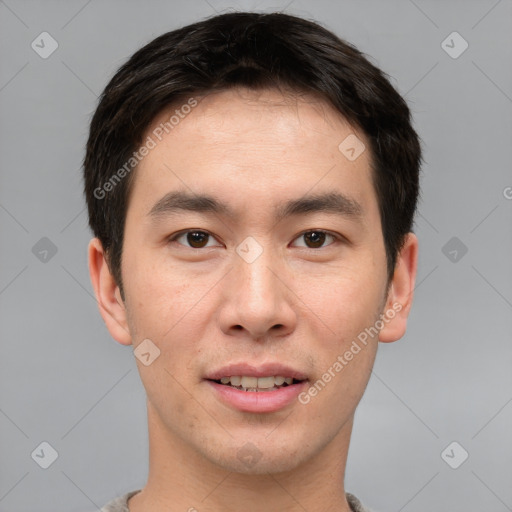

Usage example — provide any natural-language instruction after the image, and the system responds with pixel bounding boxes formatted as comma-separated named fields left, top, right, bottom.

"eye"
left=292, top=230, right=339, bottom=249
left=168, top=230, right=220, bottom=249
left=168, top=229, right=341, bottom=250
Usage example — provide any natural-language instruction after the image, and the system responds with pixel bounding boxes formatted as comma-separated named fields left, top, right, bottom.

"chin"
left=203, top=437, right=311, bottom=476
left=219, top=453, right=306, bottom=476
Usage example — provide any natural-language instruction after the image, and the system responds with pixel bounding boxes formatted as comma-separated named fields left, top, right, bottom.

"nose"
left=218, top=245, right=297, bottom=341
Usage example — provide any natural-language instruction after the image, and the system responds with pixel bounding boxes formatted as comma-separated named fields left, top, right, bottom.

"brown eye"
left=304, top=231, right=326, bottom=248
left=293, top=230, right=337, bottom=249
left=187, top=231, right=209, bottom=248
left=170, top=230, right=218, bottom=248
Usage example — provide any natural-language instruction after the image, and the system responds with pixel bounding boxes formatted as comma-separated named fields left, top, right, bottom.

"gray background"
left=0, top=0, right=511, bottom=511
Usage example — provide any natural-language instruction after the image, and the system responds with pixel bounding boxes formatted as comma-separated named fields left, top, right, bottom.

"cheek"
left=123, top=256, right=208, bottom=377
left=123, top=254, right=194, bottom=333
left=303, top=274, right=381, bottom=411
left=303, top=257, right=385, bottom=332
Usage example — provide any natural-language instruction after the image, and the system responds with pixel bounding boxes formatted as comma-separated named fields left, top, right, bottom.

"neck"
left=128, top=400, right=354, bottom=512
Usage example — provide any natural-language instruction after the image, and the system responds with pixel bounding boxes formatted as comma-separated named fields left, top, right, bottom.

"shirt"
left=99, top=489, right=372, bottom=511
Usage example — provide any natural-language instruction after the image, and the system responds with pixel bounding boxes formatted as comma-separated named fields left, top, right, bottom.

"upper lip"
left=205, top=362, right=308, bottom=381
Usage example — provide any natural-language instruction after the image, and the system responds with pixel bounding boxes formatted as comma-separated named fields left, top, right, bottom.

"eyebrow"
left=147, top=190, right=363, bottom=223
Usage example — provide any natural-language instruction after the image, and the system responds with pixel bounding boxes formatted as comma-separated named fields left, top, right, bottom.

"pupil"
left=188, top=231, right=207, bottom=248
left=306, top=231, right=325, bottom=248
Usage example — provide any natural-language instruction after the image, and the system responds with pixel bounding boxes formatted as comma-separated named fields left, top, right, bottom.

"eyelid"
left=168, top=229, right=222, bottom=247
left=291, top=229, right=341, bottom=248
left=168, top=228, right=344, bottom=249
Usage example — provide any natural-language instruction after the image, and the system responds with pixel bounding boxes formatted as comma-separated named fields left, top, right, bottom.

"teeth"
left=241, top=376, right=258, bottom=388
left=216, top=375, right=299, bottom=389
left=256, top=376, right=275, bottom=389
left=230, top=376, right=242, bottom=386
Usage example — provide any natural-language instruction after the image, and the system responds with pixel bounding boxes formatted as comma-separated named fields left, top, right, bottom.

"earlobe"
left=378, top=233, right=418, bottom=343
left=88, top=238, right=132, bottom=346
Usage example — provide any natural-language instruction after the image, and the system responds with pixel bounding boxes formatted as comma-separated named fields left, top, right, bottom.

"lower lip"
left=205, top=380, right=309, bottom=413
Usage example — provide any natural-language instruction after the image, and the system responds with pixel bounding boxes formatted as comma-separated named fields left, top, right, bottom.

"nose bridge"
left=236, top=238, right=280, bottom=309
left=223, top=236, right=294, bottom=337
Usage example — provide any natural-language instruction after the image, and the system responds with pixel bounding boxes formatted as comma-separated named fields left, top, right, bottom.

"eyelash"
left=167, top=229, right=343, bottom=250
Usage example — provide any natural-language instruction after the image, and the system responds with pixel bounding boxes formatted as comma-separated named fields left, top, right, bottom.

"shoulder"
left=99, top=490, right=141, bottom=512
left=98, top=489, right=372, bottom=512
left=346, top=492, right=374, bottom=512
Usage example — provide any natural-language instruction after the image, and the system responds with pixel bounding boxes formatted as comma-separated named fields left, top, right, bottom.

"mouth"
left=204, top=363, right=309, bottom=412
left=207, top=375, right=306, bottom=392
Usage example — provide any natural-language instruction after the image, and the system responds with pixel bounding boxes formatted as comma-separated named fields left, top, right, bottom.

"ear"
left=378, top=232, right=418, bottom=343
left=88, top=237, right=132, bottom=345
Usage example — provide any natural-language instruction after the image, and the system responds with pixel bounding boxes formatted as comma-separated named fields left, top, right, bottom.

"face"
left=90, top=87, right=416, bottom=476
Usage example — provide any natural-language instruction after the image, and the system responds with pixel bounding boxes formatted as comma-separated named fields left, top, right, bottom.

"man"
left=84, top=11, right=420, bottom=512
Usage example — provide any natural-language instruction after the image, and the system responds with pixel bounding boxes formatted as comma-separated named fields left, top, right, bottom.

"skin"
left=88, top=87, right=417, bottom=512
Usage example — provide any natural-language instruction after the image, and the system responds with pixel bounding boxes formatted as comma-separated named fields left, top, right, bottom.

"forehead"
left=146, top=87, right=366, bottom=155
left=129, top=87, right=377, bottom=223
